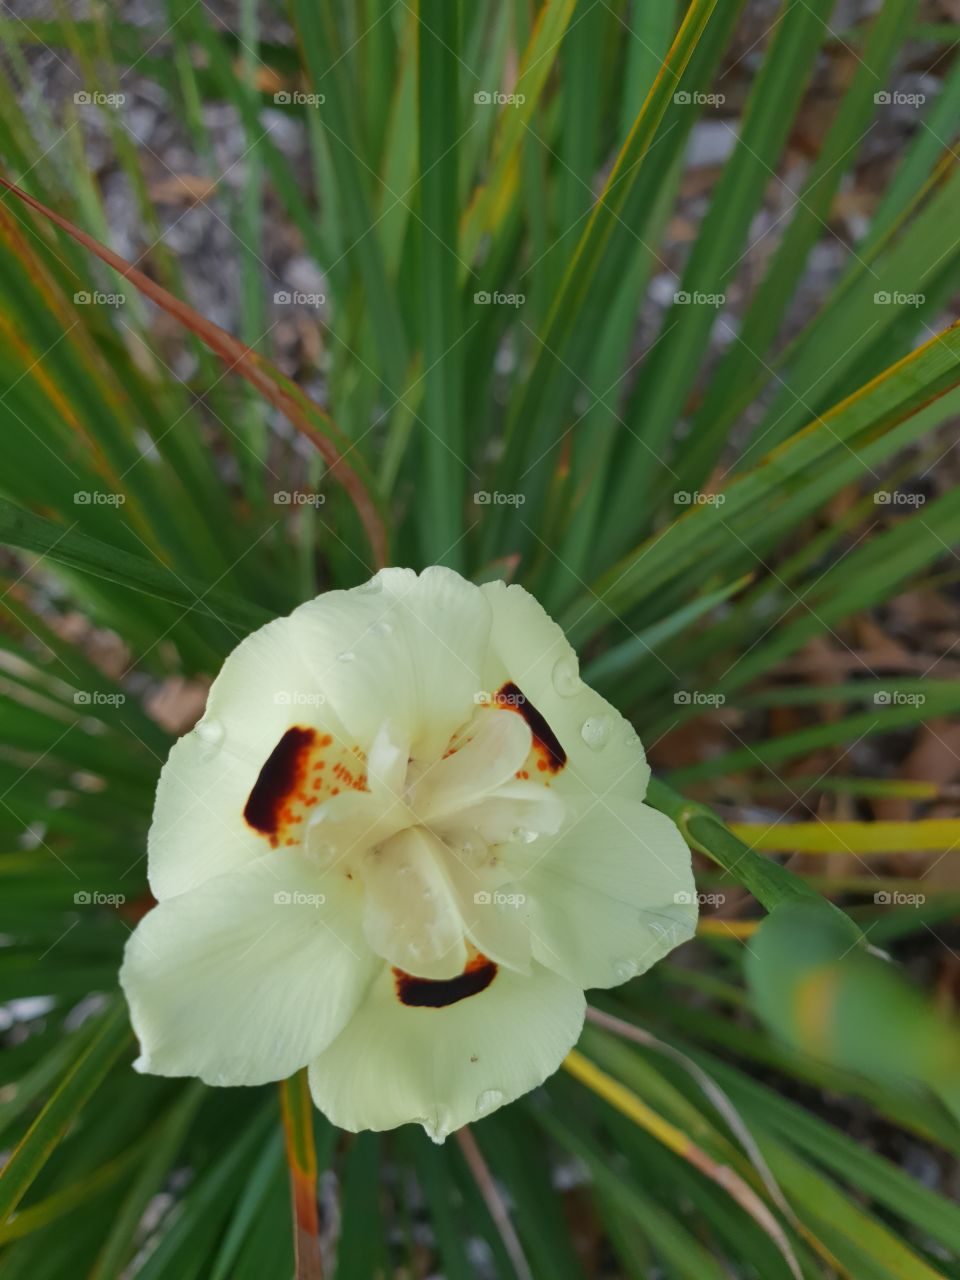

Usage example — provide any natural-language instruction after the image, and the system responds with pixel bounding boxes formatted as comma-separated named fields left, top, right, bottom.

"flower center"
left=303, top=705, right=565, bottom=978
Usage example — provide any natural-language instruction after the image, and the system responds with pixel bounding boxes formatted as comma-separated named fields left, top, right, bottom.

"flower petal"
left=520, top=796, right=697, bottom=989
left=479, top=580, right=649, bottom=804
left=121, top=851, right=375, bottom=1085
left=411, top=706, right=532, bottom=824
left=147, top=613, right=355, bottom=900
left=293, top=566, right=492, bottom=761
left=360, top=827, right=467, bottom=979
left=308, top=959, right=584, bottom=1140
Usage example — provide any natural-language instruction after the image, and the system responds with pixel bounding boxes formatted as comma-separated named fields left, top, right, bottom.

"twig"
left=455, top=1125, right=532, bottom=1280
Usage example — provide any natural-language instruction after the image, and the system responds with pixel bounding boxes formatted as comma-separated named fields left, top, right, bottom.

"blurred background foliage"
left=0, top=0, right=959, bottom=1275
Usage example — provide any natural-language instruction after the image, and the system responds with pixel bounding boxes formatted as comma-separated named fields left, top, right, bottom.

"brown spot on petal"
left=245, top=727, right=368, bottom=846
left=496, top=682, right=566, bottom=773
left=244, top=727, right=315, bottom=845
left=394, top=953, right=498, bottom=1008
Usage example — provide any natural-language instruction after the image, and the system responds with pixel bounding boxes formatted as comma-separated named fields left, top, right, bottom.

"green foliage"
left=1, top=1, right=958, bottom=1276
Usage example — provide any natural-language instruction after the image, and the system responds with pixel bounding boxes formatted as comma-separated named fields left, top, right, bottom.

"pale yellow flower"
left=121, top=568, right=696, bottom=1141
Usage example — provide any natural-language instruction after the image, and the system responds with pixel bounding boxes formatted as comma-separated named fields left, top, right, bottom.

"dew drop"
left=476, top=1088, right=504, bottom=1116
left=453, top=834, right=488, bottom=867
left=372, top=620, right=393, bottom=636
left=337, top=650, right=356, bottom=663
left=614, top=958, right=639, bottom=981
left=195, top=717, right=223, bottom=747
left=552, top=655, right=582, bottom=697
left=509, top=827, right=538, bottom=844
left=421, top=1109, right=452, bottom=1144
left=580, top=715, right=611, bottom=750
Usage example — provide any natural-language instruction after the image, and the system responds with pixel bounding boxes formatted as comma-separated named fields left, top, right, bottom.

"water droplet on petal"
left=195, top=718, right=223, bottom=747
left=372, top=620, right=393, bottom=636
left=476, top=1088, right=504, bottom=1116
left=421, top=1109, right=452, bottom=1143
left=580, top=715, right=611, bottom=749
left=552, top=655, right=581, bottom=697
left=509, top=827, right=538, bottom=844
left=337, top=650, right=356, bottom=663
left=451, top=834, right=488, bottom=867
left=614, top=958, right=639, bottom=981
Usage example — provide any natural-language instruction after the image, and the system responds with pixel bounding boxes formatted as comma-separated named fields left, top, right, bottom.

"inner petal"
left=360, top=826, right=467, bottom=979
left=409, top=708, right=532, bottom=827
left=441, top=779, right=565, bottom=849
